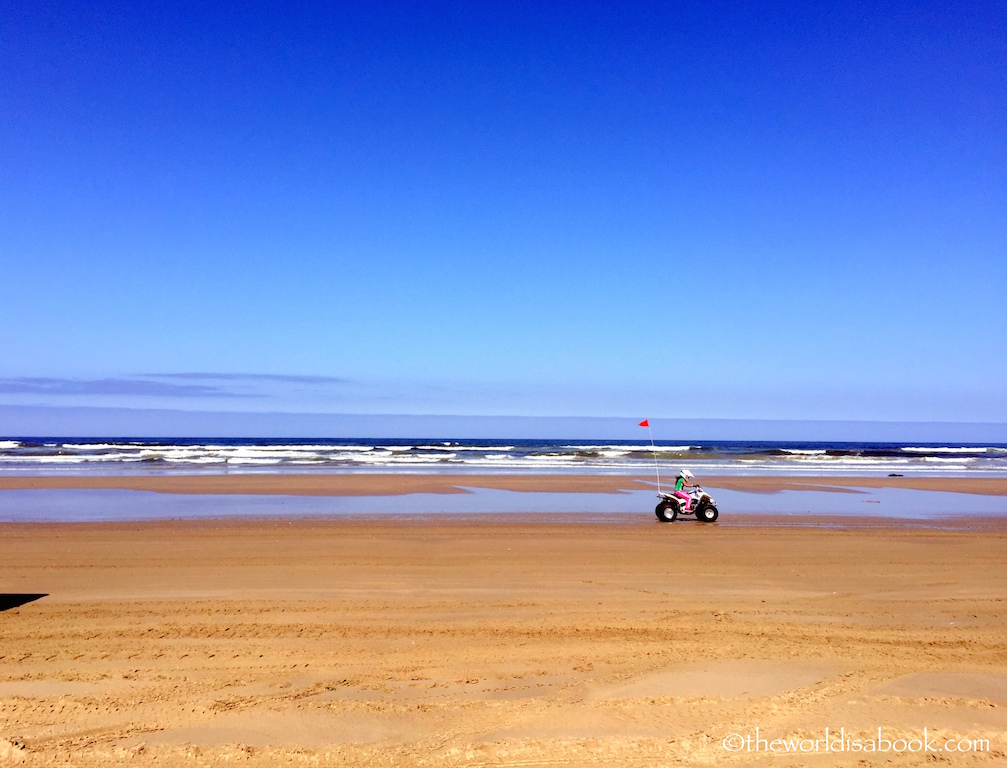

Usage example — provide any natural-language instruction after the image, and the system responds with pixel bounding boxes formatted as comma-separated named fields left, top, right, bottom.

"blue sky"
left=1, top=1, right=1004, bottom=431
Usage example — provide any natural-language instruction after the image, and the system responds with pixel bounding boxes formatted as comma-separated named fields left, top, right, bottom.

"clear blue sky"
left=1, top=1, right=1005, bottom=427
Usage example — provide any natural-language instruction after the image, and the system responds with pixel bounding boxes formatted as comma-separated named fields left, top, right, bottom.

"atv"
left=655, top=486, right=719, bottom=523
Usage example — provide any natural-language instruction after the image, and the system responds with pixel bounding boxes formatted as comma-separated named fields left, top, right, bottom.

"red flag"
left=638, top=419, right=649, bottom=427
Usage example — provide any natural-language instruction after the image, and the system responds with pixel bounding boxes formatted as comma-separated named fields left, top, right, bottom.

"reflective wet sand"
left=1, top=472, right=1005, bottom=495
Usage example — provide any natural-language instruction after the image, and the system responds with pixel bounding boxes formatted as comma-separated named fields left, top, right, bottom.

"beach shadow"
left=0, top=594, right=47, bottom=612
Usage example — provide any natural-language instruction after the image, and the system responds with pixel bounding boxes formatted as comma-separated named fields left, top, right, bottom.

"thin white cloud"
left=0, top=377, right=260, bottom=398
left=147, top=373, right=351, bottom=385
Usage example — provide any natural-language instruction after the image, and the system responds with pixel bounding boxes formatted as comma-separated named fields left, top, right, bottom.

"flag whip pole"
left=639, top=419, right=661, bottom=493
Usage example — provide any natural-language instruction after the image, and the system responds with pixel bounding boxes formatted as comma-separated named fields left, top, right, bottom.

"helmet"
left=679, top=469, right=694, bottom=479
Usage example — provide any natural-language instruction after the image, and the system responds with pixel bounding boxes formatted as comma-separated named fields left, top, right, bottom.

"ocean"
left=2, top=438, right=1006, bottom=476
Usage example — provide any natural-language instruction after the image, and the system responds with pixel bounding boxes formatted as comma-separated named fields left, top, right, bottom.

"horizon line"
left=1, top=403, right=1005, bottom=427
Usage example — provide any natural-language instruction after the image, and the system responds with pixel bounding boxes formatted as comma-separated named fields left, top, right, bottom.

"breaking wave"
left=0, top=438, right=1004, bottom=475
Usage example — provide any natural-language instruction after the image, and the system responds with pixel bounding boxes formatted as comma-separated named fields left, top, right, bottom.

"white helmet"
left=680, top=469, right=694, bottom=479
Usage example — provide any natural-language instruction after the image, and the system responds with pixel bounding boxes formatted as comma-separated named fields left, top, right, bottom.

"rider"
left=673, top=469, right=696, bottom=511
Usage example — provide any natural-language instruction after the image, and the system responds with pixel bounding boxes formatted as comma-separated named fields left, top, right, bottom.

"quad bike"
left=655, top=486, right=719, bottom=523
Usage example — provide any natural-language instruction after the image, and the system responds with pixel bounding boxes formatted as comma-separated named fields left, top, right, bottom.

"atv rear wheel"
left=655, top=501, right=678, bottom=522
left=695, top=504, right=719, bottom=523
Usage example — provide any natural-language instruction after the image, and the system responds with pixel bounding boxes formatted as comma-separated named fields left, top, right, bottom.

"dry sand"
left=1, top=515, right=1005, bottom=766
left=2, top=472, right=1006, bottom=496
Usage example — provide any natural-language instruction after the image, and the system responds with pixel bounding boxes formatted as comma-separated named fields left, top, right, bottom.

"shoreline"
left=1, top=472, right=1006, bottom=496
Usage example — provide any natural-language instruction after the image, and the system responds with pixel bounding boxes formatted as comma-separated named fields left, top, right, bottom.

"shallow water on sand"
left=709, top=485, right=1007, bottom=518
left=0, top=486, right=1005, bottom=522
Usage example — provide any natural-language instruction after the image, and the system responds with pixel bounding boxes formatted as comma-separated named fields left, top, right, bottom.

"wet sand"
left=2, top=472, right=1006, bottom=496
left=1, top=517, right=1005, bottom=766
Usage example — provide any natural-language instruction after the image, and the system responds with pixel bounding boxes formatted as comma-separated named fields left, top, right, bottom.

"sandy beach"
left=2, top=513, right=1005, bottom=766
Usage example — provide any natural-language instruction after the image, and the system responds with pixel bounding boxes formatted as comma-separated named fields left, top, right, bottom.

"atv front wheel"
left=655, top=501, right=679, bottom=522
left=695, top=505, right=719, bottom=523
